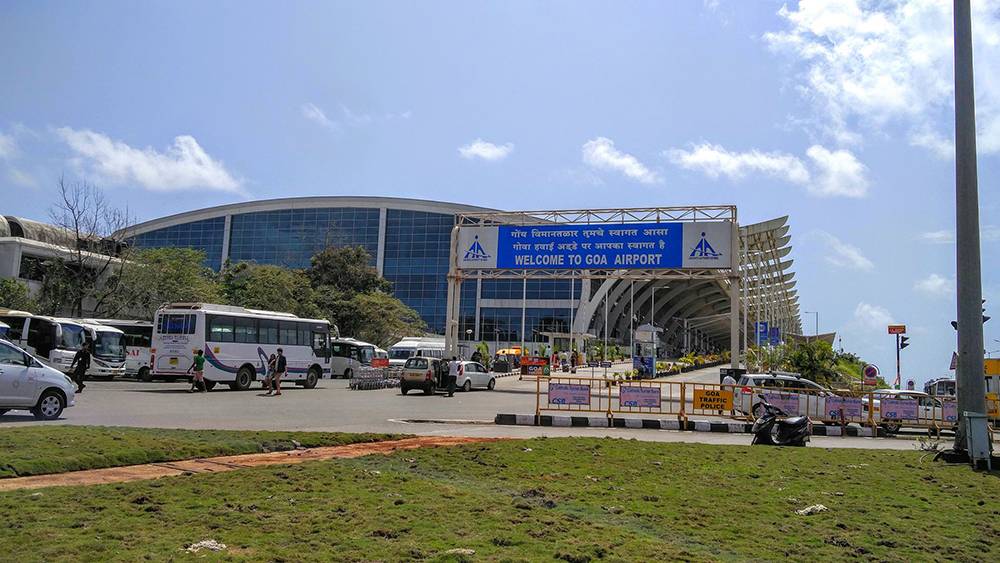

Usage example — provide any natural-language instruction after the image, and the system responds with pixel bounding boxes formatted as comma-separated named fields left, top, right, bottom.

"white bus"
left=0, top=310, right=127, bottom=378
left=329, top=338, right=377, bottom=378
left=150, top=303, right=332, bottom=390
left=387, top=336, right=446, bottom=367
left=94, top=319, right=153, bottom=380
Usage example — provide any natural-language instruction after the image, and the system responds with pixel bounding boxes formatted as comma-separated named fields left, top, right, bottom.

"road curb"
left=494, top=414, right=883, bottom=437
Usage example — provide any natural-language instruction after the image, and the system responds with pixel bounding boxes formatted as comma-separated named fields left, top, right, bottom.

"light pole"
left=954, top=0, right=987, bottom=451
left=804, top=311, right=819, bottom=337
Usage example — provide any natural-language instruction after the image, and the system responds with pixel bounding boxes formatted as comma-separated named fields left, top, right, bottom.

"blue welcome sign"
left=456, top=221, right=733, bottom=270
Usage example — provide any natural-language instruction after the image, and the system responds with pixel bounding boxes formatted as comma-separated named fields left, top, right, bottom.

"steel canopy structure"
left=445, top=207, right=800, bottom=367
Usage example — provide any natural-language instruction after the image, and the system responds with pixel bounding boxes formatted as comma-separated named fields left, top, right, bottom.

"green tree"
left=307, top=246, right=391, bottom=296
left=114, top=248, right=222, bottom=319
left=222, top=262, right=319, bottom=318
left=0, top=279, right=37, bottom=311
left=785, top=340, right=839, bottom=386
left=324, top=292, right=426, bottom=348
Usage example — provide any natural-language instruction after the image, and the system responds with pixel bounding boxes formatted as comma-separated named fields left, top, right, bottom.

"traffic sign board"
left=887, top=324, right=907, bottom=334
left=863, top=364, right=879, bottom=386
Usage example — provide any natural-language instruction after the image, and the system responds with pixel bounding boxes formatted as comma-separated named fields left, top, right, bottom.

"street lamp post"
left=804, top=311, right=819, bottom=337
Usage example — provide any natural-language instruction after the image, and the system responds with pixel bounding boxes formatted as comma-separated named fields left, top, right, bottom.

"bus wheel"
left=230, top=367, right=254, bottom=391
left=138, top=367, right=152, bottom=382
left=302, top=368, right=320, bottom=389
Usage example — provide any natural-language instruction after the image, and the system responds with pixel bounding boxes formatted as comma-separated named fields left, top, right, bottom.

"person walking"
left=721, top=372, right=737, bottom=416
left=263, top=353, right=277, bottom=395
left=187, top=349, right=207, bottom=393
left=272, top=348, right=287, bottom=396
left=446, top=356, right=462, bottom=397
left=68, top=342, right=91, bottom=393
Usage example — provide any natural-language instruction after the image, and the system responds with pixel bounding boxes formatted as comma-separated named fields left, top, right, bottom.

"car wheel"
left=462, top=380, right=472, bottom=392
left=138, top=367, right=152, bottom=382
left=882, top=420, right=901, bottom=435
left=424, top=384, right=434, bottom=395
left=302, top=368, right=320, bottom=389
left=204, top=380, right=217, bottom=391
left=401, top=386, right=409, bottom=395
left=32, top=390, right=65, bottom=420
left=344, top=368, right=353, bottom=380
left=230, top=366, right=254, bottom=391
left=487, top=378, right=496, bottom=390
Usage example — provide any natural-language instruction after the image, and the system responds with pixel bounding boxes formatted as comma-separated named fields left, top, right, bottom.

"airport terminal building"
left=121, top=197, right=801, bottom=355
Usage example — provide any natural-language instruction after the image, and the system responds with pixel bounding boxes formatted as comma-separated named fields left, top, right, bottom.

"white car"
left=456, top=361, right=496, bottom=392
left=0, top=338, right=76, bottom=420
left=735, top=373, right=832, bottom=418
left=866, top=389, right=949, bottom=434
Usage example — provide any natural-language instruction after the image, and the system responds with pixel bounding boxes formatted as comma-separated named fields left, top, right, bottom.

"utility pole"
left=895, top=334, right=901, bottom=390
left=953, top=0, right=987, bottom=449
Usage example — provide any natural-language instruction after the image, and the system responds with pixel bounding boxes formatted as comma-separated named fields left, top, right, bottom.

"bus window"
left=312, top=332, right=329, bottom=356
left=359, top=346, right=374, bottom=365
left=331, top=342, right=349, bottom=358
left=279, top=321, right=297, bottom=346
left=208, top=315, right=235, bottom=343
left=59, top=324, right=86, bottom=350
left=234, top=317, right=257, bottom=343
left=258, top=319, right=278, bottom=345
left=0, top=317, right=25, bottom=340
left=159, top=314, right=197, bottom=335
left=297, top=325, right=311, bottom=347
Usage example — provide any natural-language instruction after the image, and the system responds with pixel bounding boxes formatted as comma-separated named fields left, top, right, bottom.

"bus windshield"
left=95, top=331, right=126, bottom=361
left=59, top=324, right=86, bottom=351
left=389, top=348, right=413, bottom=360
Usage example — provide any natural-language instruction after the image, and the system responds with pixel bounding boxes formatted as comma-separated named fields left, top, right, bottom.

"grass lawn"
left=1, top=437, right=998, bottom=561
left=0, top=426, right=401, bottom=478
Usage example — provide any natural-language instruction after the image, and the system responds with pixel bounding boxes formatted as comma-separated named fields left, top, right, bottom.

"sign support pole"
left=730, top=220, right=740, bottom=370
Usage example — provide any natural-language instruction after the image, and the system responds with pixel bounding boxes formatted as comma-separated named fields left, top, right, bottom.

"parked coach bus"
left=329, top=337, right=377, bottom=378
left=94, top=319, right=153, bottom=381
left=0, top=309, right=126, bottom=378
left=150, top=303, right=332, bottom=390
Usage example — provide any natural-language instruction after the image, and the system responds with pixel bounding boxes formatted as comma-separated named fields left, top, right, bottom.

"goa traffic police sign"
left=456, top=222, right=733, bottom=270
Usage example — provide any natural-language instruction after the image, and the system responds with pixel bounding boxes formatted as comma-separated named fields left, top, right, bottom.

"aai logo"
left=689, top=231, right=722, bottom=260
left=464, top=235, right=491, bottom=262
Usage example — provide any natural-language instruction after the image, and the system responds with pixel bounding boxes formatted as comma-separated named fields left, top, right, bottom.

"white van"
left=0, top=310, right=127, bottom=379
left=0, top=338, right=76, bottom=420
left=388, top=336, right=446, bottom=367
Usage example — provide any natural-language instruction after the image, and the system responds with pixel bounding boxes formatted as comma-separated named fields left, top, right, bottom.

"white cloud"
left=301, top=102, right=339, bottom=131
left=854, top=302, right=895, bottom=331
left=764, top=0, right=1000, bottom=154
left=582, top=137, right=660, bottom=184
left=813, top=231, right=874, bottom=271
left=805, top=145, right=868, bottom=197
left=666, top=142, right=867, bottom=197
left=0, top=132, right=15, bottom=159
left=666, top=143, right=810, bottom=184
left=919, top=226, right=1000, bottom=244
left=56, top=127, right=242, bottom=193
left=7, top=168, right=37, bottom=188
left=458, top=139, right=514, bottom=161
left=914, top=273, right=955, bottom=297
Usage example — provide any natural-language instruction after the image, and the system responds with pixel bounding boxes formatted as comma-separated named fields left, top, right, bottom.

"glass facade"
left=478, top=307, right=571, bottom=344
left=229, top=208, right=380, bottom=269
left=131, top=217, right=226, bottom=270
left=480, top=279, right=581, bottom=300
left=382, top=209, right=453, bottom=333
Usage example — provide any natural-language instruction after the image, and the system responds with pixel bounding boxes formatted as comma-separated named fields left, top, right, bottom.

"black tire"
left=138, top=367, right=152, bottom=382
left=401, top=386, right=409, bottom=395
left=32, top=390, right=65, bottom=420
left=423, top=384, right=433, bottom=396
left=204, top=380, right=217, bottom=391
left=302, top=367, right=320, bottom=389
left=882, top=420, right=901, bottom=435
left=0, top=409, right=8, bottom=415
left=462, top=380, right=472, bottom=392
left=230, top=366, right=254, bottom=391
left=344, top=368, right=353, bottom=380
left=751, top=402, right=765, bottom=419
left=487, top=378, right=496, bottom=390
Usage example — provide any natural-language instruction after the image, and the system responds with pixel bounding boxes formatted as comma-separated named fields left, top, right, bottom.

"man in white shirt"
left=721, top=373, right=737, bottom=415
left=447, top=356, right=463, bottom=397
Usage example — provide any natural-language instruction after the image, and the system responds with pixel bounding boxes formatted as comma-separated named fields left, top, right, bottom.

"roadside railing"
left=534, top=376, right=976, bottom=433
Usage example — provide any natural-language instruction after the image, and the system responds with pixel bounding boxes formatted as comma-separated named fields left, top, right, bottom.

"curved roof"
left=2, top=215, right=78, bottom=247
left=128, top=196, right=499, bottom=236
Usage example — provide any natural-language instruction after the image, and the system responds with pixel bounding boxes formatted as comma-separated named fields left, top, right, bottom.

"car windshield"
left=95, top=331, right=126, bottom=361
left=58, top=323, right=85, bottom=350
left=389, top=349, right=413, bottom=360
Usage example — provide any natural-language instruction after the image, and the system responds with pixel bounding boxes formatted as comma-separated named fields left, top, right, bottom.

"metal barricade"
left=349, top=366, right=402, bottom=391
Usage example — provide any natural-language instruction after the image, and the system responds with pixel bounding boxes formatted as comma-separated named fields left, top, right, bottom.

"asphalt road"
left=0, top=365, right=925, bottom=450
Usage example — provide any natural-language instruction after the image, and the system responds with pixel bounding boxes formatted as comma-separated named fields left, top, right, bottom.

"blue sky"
left=2, top=0, right=998, bottom=386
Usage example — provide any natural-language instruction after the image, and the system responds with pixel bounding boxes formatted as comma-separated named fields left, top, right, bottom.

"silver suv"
left=735, top=373, right=831, bottom=418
